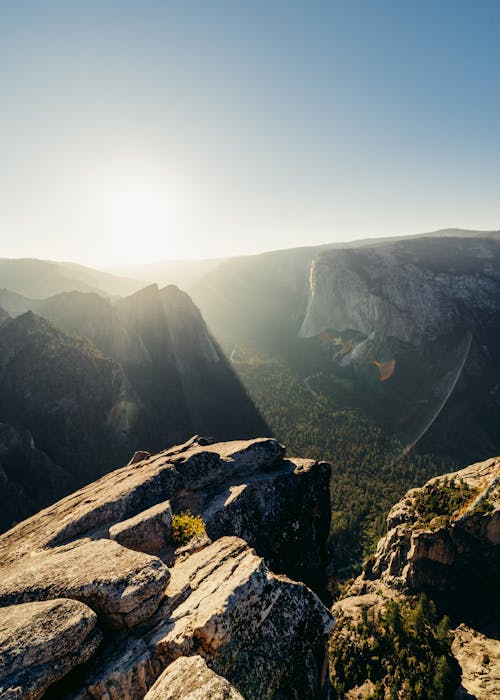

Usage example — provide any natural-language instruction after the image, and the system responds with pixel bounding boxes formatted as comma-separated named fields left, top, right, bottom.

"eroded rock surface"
left=0, top=599, right=101, bottom=700
left=144, top=655, right=244, bottom=700
left=0, top=437, right=332, bottom=699
left=363, top=456, right=500, bottom=596
left=0, top=539, right=170, bottom=629
left=336, top=456, right=500, bottom=699
left=452, top=624, right=500, bottom=699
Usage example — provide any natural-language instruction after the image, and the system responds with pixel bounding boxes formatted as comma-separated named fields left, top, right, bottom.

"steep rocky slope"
left=0, top=436, right=333, bottom=699
left=363, top=456, right=500, bottom=599
left=0, top=288, right=267, bottom=532
left=0, top=311, right=142, bottom=531
left=331, top=456, right=499, bottom=699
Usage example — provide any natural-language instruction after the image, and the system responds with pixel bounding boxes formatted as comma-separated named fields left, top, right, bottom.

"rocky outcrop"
left=143, top=655, right=244, bottom=700
left=0, top=539, right=170, bottom=629
left=452, top=624, right=500, bottom=699
left=0, top=599, right=101, bottom=700
left=335, top=456, right=500, bottom=699
left=300, top=237, right=500, bottom=346
left=0, top=437, right=333, bottom=699
left=109, top=500, right=172, bottom=555
left=362, top=456, right=500, bottom=597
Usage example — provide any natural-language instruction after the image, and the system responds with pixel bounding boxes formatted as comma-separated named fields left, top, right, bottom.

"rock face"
left=0, top=599, right=102, bottom=700
left=337, top=456, right=500, bottom=699
left=0, top=437, right=333, bottom=699
left=299, top=236, right=500, bottom=463
left=300, top=237, right=500, bottom=346
left=143, top=655, right=244, bottom=700
left=452, top=624, right=500, bottom=699
left=0, top=539, right=170, bottom=629
left=363, top=456, right=500, bottom=599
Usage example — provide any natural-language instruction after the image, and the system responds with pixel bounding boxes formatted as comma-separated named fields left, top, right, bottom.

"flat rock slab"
left=0, top=598, right=101, bottom=700
left=0, top=539, right=170, bottom=628
left=144, top=655, right=244, bottom=699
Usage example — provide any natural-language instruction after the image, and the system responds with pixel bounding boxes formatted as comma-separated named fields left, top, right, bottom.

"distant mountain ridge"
left=0, top=257, right=141, bottom=299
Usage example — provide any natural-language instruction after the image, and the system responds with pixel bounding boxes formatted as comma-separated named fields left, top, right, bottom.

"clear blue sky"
left=1, top=0, right=499, bottom=265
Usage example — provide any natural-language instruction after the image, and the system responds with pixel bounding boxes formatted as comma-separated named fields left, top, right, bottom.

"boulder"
left=152, top=537, right=334, bottom=699
left=0, top=438, right=333, bottom=698
left=0, top=539, right=170, bottom=629
left=109, top=500, right=172, bottom=555
left=144, top=655, right=244, bottom=699
left=452, top=624, right=500, bottom=700
left=363, top=456, right=500, bottom=597
left=0, top=598, right=101, bottom=700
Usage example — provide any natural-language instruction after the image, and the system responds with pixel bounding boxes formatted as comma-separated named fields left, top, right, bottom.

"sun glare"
left=103, top=180, right=180, bottom=263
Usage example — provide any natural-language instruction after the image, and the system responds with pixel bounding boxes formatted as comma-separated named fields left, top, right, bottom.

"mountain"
left=0, top=288, right=267, bottom=531
left=186, top=229, right=500, bottom=351
left=0, top=311, right=142, bottom=529
left=0, top=258, right=141, bottom=299
left=298, top=235, right=500, bottom=463
left=183, top=232, right=500, bottom=465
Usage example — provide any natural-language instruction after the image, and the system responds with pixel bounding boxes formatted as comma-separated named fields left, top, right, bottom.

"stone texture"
left=144, top=655, right=244, bottom=700
left=0, top=436, right=330, bottom=595
left=153, top=537, right=334, bottom=699
left=199, top=457, right=331, bottom=592
left=67, top=537, right=333, bottom=700
left=109, top=500, right=172, bottom=555
left=338, top=456, right=500, bottom=700
left=0, top=598, right=101, bottom=700
left=0, top=539, right=170, bottom=629
left=452, top=624, right=500, bottom=700
left=0, top=437, right=333, bottom=699
left=363, top=456, right=500, bottom=595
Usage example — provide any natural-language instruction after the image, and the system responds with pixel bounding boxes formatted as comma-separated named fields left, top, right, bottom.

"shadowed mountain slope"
left=0, top=289, right=267, bottom=531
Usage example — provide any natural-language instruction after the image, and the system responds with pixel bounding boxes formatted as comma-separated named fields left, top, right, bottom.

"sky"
left=1, top=0, right=499, bottom=267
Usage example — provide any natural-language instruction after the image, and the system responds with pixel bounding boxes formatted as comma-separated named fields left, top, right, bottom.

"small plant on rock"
left=171, top=510, right=206, bottom=546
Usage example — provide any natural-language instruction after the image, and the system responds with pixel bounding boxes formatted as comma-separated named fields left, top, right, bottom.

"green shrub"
left=171, top=510, right=206, bottom=546
left=329, top=595, right=460, bottom=699
left=413, top=478, right=478, bottom=526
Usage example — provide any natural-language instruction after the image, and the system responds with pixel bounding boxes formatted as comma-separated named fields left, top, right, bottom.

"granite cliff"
left=0, top=436, right=333, bottom=699
left=299, top=236, right=500, bottom=462
left=331, top=456, right=500, bottom=699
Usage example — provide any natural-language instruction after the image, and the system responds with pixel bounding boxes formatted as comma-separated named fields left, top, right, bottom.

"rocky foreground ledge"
left=0, top=436, right=334, bottom=699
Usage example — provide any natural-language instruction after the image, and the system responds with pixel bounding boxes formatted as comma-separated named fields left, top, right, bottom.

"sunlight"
left=104, top=180, right=179, bottom=260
